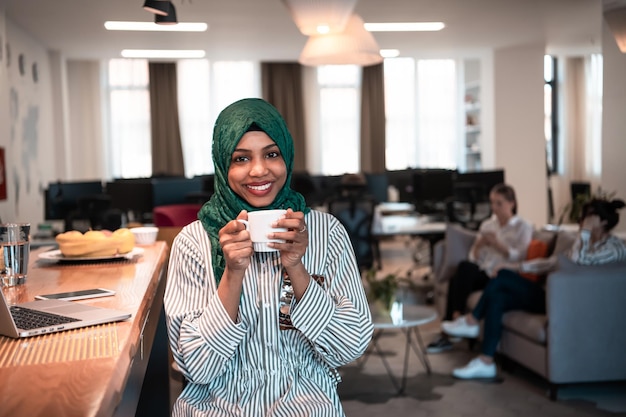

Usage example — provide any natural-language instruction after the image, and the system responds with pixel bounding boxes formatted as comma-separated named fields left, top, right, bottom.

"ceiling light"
left=299, top=14, right=383, bottom=67
left=380, top=49, right=400, bottom=58
left=156, top=2, right=177, bottom=25
left=143, top=0, right=170, bottom=16
left=121, top=49, right=206, bottom=59
left=604, top=6, right=626, bottom=53
left=104, top=21, right=208, bottom=32
left=364, top=22, right=445, bottom=32
left=282, top=0, right=358, bottom=35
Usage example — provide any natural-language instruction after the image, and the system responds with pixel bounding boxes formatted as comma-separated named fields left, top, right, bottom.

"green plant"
left=558, top=186, right=616, bottom=225
left=364, top=269, right=414, bottom=311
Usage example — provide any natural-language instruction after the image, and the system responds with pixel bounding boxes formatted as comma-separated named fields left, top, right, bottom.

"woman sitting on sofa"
left=443, top=198, right=626, bottom=379
left=427, top=183, right=533, bottom=353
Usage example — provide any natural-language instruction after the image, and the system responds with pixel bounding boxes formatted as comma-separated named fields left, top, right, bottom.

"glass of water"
left=0, top=223, right=30, bottom=286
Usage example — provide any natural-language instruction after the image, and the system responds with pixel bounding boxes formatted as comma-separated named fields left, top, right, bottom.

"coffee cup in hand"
left=238, top=209, right=287, bottom=252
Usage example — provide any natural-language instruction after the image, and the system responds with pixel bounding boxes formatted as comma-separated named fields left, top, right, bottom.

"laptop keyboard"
left=10, top=306, right=81, bottom=330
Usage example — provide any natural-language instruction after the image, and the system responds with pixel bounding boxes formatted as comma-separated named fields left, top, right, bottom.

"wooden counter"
left=0, top=241, right=169, bottom=417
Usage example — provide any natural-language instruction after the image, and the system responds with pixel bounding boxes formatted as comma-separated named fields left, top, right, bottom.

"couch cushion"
left=520, top=239, right=550, bottom=282
left=502, top=311, right=548, bottom=344
left=552, top=230, right=578, bottom=256
left=466, top=290, right=547, bottom=345
left=436, top=224, right=477, bottom=283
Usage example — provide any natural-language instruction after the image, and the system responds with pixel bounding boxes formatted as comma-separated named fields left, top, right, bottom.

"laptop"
left=0, top=290, right=131, bottom=338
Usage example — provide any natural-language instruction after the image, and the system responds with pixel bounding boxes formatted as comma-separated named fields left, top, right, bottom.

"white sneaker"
left=441, top=316, right=479, bottom=338
left=453, top=357, right=497, bottom=379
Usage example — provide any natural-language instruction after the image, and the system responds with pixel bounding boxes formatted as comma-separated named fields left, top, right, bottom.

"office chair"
left=328, top=195, right=377, bottom=271
left=152, top=203, right=203, bottom=227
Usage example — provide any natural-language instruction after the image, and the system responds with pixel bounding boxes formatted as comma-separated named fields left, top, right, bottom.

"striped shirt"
left=164, top=209, right=374, bottom=417
left=569, top=229, right=626, bottom=264
left=521, top=230, right=626, bottom=274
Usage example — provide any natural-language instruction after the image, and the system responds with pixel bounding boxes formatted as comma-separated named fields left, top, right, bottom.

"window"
left=415, top=59, right=457, bottom=169
left=384, top=58, right=416, bottom=170
left=544, top=55, right=558, bottom=174
left=107, top=59, right=260, bottom=178
left=385, top=58, right=457, bottom=170
left=316, top=65, right=360, bottom=175
left=584, top=54, right=603, bottom=179
left=106, top=59, right=151, bottom=179
left=179, top=60, right=260, bottom=176
left=177, top=59, right=211, bottom=177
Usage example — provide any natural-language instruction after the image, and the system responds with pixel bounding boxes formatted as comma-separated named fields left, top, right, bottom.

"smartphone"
left=35, top=288, right=116, bottom=301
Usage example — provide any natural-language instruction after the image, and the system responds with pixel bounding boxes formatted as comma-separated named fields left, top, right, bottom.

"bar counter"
left=0, top=241, right=169, bottom=417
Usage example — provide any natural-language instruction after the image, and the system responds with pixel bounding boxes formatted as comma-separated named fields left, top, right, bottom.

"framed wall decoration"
left=0, top=147, right=6, bottom=200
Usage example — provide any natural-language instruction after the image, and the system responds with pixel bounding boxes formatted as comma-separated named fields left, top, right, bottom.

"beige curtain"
left=148, top=62, right=185, bottom=176
left=261, top=62, right=307, bottom=171
left=360, top=63, right=386, bottom=173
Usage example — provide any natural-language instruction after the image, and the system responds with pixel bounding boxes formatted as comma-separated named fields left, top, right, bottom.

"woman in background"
left=427, top=183, right=533, bottom=353
left=444, top=198, right=626, bottom=379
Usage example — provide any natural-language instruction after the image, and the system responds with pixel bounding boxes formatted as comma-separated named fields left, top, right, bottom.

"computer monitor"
left=151, top=177, right=204, bottom=207
left=385, top=169, right=415, bottom=203
left=105, top=178, right=154, bottom=223
left=455, top=169, right=505, bottom=201
left=412, top=169, right=456, bottom=213
left=45, top=180, right=105, bottom=221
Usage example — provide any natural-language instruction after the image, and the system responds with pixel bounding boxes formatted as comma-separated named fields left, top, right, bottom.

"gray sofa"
left=432, top=223, right=626, bottom=399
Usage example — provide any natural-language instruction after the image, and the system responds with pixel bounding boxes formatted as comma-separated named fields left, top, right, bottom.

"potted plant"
left=558, top=186, right=616, bottom=225
left=364, top=268, right=417, bottom=312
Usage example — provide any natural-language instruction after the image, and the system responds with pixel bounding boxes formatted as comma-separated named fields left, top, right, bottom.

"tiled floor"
left=165, top=236, right=626, bottom=416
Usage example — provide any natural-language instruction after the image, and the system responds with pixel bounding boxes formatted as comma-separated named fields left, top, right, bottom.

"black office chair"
left=328, top=195, right=377, bottom=271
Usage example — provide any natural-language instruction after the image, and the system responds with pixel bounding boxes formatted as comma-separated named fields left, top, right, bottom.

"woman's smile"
left=246, top=181, right=274, bottom=195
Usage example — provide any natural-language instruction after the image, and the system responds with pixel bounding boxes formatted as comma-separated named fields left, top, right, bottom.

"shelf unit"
left=462, top=60, right=482, bottom=171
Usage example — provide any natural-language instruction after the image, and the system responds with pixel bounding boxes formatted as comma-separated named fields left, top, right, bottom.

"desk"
left=358, top=303, right=436, bottom=395
left=371, top=208, right=446, bottom=269
left=0, top=242, right=168, bottom=417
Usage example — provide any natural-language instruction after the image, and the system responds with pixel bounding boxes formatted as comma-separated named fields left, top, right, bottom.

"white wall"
left=493, top=42, right=548, bottom=228
left=66, top=60, right=104, bottom=180
left=0, top=15, right=56, bottom=225
left=601, top=20, right=626, bottom=232
left=0, top=9, right=9, bottom=222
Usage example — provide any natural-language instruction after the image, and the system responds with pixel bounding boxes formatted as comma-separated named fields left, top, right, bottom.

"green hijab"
left=198, top=98, right=309, bottom=283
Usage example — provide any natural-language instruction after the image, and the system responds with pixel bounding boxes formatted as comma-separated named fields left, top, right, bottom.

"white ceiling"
left=2, top=0, right=607, bottom=61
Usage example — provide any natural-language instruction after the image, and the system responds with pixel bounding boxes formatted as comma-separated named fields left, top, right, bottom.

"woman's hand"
left=581, top=214, right=602, bottom=232
left=217, top=210, right=253, bottom=322
left=219, top=210, right=254, bottom=274
left=269, top=208, right=308, bottom=268
left=481, top=231, right=498, bottom=246
left=480, top=231, right=509, bottom=257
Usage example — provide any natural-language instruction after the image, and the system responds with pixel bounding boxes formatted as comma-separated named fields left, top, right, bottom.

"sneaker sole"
left=442, top=330, right=480, bottom=338
left=453, top=375, right=503, bottom=383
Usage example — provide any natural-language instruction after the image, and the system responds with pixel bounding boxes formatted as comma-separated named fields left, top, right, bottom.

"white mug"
left=238, top=209, right=287, bottom=252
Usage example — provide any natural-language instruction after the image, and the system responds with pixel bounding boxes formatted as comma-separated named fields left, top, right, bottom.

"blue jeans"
left=471, top=269, right=546, bottom=358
